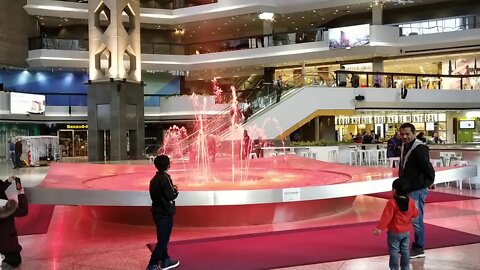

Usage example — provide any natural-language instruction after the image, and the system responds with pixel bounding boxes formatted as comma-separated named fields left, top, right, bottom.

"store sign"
left=66, top=124, right=88, bottom=129
left=10, top=92, right=46, bottom=115
left=328, top=24, right=370, bottom=49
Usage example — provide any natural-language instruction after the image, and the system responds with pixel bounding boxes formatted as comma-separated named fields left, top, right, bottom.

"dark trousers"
left=276, top=88, right=283, bottom=103
left=3, top=251, right=22, bottom=267
left=15, top=153, right=22, bottom=168
left=10, top=152, right=15, bottom=167
left=148, top=213, right=173, bottom=265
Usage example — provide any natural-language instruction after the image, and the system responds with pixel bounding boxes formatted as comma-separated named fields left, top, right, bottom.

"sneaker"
left=145, top=264, right=160, bottom=270
left=161, top=258, right=180, bottom=270
left=410, top=248, right=425, bottom=259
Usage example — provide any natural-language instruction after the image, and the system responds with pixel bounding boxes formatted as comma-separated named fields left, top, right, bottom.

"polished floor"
left=1, top=159, right=480, bottom=270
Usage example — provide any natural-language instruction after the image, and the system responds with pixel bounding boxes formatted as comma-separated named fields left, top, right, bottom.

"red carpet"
left=16, top=204, right=55, bottom=235
left=147, top=222, right=480, bottom=270
left=368, top=191, right=479, bottom=203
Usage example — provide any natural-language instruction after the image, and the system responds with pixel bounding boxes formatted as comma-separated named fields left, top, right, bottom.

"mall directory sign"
left=10, top=92, right=46, bottom=114
left=328, top=24, right=370, bottom=49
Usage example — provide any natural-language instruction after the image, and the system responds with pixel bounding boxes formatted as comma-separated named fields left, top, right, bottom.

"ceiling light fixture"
left=259, top=12, right=274, bottom=21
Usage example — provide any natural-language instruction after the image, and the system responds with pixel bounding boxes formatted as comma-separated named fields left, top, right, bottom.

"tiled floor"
left=1, top=159, right=480, bottom=270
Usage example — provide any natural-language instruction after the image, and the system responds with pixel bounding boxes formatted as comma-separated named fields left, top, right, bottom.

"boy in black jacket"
left=146, top=155, right=180, bottom=270
left=398, top=123, right=435, bottom=259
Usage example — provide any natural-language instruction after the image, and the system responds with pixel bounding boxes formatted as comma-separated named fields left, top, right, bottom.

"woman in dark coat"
left=0, top=176, right=29, bottom=268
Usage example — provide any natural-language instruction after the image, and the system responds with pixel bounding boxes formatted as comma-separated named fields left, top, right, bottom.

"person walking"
left=146, top=155, right=180, bottom=270
left=275, top=75, right=284, bottom=103
left=8, top=140, right=16, bottom=169
left=398, top=123, right=435, bottom=259
left=374, top=178, right=419, bottom=270
left=14, top=139, right=22, bottom=169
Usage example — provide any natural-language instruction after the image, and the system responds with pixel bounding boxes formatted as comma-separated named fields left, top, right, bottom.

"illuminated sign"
left=66, top=124, right=88, bottom=129
left=10, top=92, right=46, bottom=115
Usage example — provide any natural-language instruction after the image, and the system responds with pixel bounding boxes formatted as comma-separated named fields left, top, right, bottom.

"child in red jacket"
left=374, top=178, right=419, bottom=270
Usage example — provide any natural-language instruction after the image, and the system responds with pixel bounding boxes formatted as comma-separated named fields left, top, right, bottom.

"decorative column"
left=372, top=1, right=383, bottom=25
left=87, top=0, right=144, bottom=161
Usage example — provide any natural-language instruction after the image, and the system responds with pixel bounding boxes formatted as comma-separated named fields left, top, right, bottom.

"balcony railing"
left=396, top=15, right=480, bottom=36
left=55, top=0, right=218, bottom=9
left=29, top=28, right=326, bottom=55
left=334, top=70, right=480, bottom=90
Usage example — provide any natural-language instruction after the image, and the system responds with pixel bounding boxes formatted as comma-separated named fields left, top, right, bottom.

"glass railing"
left=334, top=70, right=480, bottom=90
left=55, top=0, right=218, bottom=9
left=30, top=28, right=326, bottom=55
left=249, top=73, right=336, bottom=117
left=397, top=15, right=480, bottom=36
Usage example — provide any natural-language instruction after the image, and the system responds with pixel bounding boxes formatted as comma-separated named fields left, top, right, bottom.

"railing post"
left=460, top=77, right=463, bottom=90
left=415, top=76, right=418, bottom=89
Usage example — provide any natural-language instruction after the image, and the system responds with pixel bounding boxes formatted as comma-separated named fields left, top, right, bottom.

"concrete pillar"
left=315, top=116, right=320, bottom=141
left=263, top=20, right=273, bottom=47
left=88, top=0, right=141, bottom=81
left=88, top=81, right=144, bottom=161
left=372, top=2, right=383, bottom=25
left=87, top=0, right=144, bottom=161
left=372, top=57, right=384, bottom=72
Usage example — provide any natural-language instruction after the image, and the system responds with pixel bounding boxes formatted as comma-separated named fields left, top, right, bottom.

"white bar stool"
left=328, top=149, right=338, bottom=163
left=450, top=160, right=472, bottom=190
left=387, top=157, right=400, bottom=168
left=349, top=149, right=358, bottom=165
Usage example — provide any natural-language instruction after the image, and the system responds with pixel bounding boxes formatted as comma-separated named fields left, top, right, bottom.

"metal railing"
left=397, top=15, right=480, bottom=36
left=55, top=0, right=218, bottom=9
left=30, top=27, right=326, bottom=55
left=334, top=70, right=480, bottom=90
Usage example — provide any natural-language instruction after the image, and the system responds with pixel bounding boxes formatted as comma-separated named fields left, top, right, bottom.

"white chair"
left=349, top=148, right=358, bottom=165
left=377, top=148, right=387, bottom=166
left=429, top=159, right=443, bottom=167
left=265, top=152, right=277, bottom=158
left=328, top=149, right=338, bottom=163
left=249, top=152, right=258, bottom=159
left=439, top=152, right=459, bottom=166
left=450, top=160, right=472, bottom=190
left=387, top=157, right=400, bottom=168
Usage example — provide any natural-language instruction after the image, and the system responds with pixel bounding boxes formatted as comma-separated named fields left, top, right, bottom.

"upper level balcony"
left=26, top=22, right=480, bottom=71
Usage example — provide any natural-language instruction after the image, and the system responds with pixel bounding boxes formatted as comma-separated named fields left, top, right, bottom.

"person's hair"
left=340, top=65, right=345, bottom=69
left=399, top=122, right=415, bottom=133
left=154, top=155, right=170, bottom=171
left=392, top=178, right=408, bottom=196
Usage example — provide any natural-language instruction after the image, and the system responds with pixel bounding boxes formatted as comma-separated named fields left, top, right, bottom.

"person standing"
left=146, top=155, right=180, bottom=270
left=387, top=131, right=402, bottom=158
left=8, top=140, right=15, bottom=169
left=0, top=176, right=29, bottom=268
left=14, top=139, right=22, bottom=169
left=275, top=75, right=284, bottom=103
left=398, top=123, right=435, bottom=259
left=374, top=178, right=419, bottom=270
left=337, top=66, right=348, bottom=87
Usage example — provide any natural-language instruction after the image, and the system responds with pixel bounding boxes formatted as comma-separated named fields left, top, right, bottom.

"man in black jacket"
left=398, top=123, right=435, bottom=259
left=146, top=155, right=180, bottom=270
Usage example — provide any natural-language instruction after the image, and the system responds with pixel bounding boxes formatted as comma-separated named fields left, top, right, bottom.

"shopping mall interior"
left=1, top=0, right=480, bottom=269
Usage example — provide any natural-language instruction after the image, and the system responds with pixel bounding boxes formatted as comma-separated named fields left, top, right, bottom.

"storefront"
left=55, top=124, right=88, bottom=157
left=0, top=123, right=41, bottom=161
left=335, top=111, right=447, bottom=142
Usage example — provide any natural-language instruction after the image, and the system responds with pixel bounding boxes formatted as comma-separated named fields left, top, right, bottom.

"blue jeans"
left=388, top=231, right=410, bottom=270
left=408, top=188, right=428, bottom=249
left=149, top=213, right=173, bottom=266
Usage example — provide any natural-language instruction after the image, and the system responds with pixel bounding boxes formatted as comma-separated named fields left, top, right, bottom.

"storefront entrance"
left=58, top=129, right=88, bottom=157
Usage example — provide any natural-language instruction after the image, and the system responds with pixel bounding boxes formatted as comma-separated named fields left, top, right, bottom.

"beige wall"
left=0, top=0, right=37, bottom=67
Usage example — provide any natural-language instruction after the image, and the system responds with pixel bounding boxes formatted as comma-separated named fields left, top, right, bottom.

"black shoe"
left=410, top=248, right=425, bottom=259
left=145, top=264, right=160, bottom=270
left=161, top=258, right=180, bottom=270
